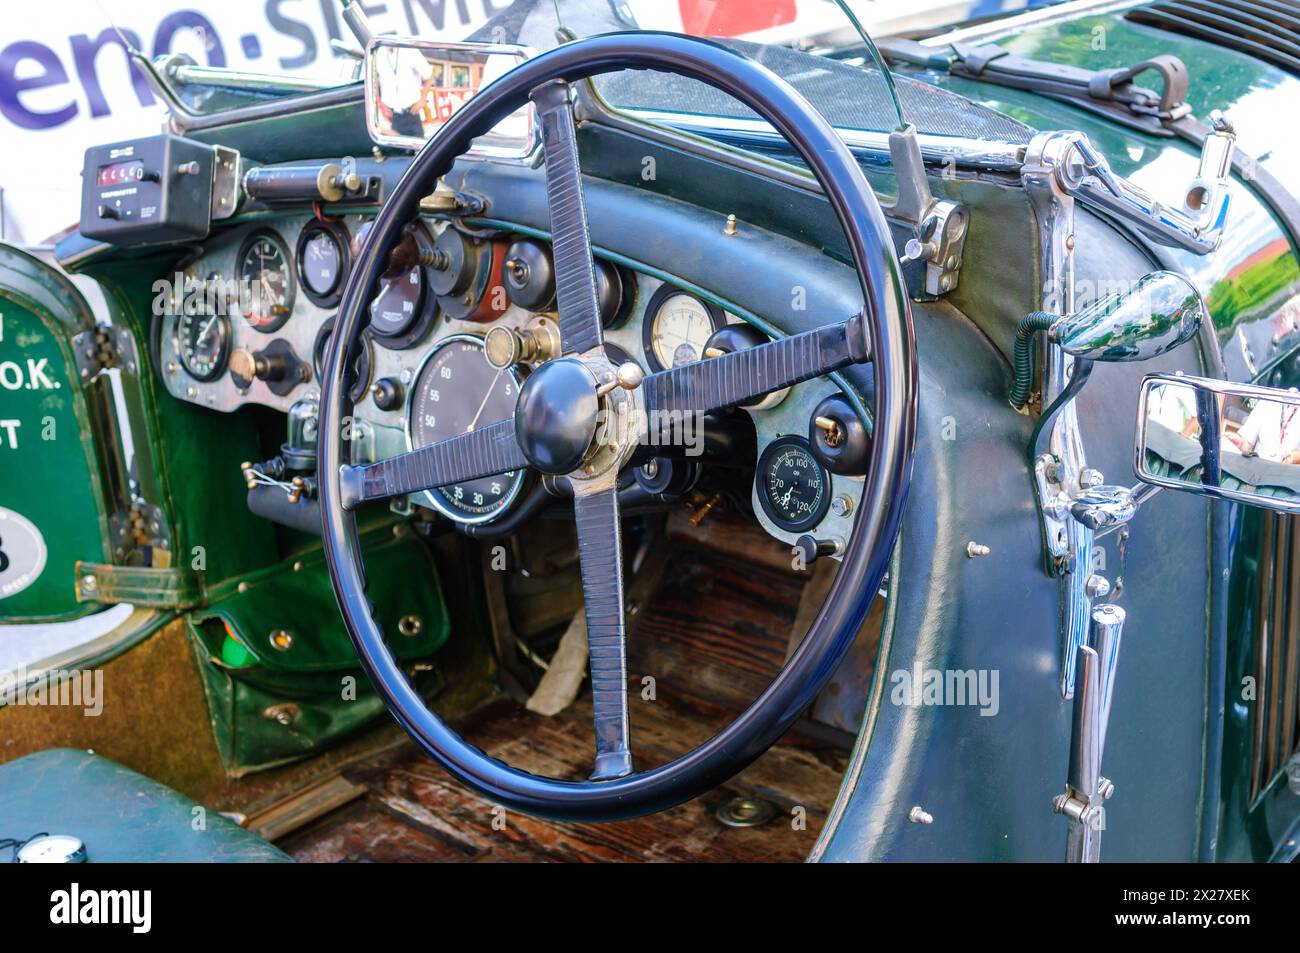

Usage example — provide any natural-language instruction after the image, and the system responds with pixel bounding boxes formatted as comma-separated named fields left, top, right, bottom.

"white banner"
left=0, top=0, right=1010, bottom=246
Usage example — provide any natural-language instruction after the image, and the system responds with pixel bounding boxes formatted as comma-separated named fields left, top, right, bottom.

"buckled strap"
left=75, top=561, right=204, bottom=609
left=878, top=38, right=1191, bottom=131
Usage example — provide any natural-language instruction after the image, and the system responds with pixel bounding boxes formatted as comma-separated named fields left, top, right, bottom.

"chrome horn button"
left=515, top=357, right=601, bottom=474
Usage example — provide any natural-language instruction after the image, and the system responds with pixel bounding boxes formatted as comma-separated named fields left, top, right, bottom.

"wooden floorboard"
left=282, top=529, right=852, bottom=863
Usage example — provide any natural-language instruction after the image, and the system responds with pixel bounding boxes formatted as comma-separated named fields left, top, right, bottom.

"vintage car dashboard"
left=154, top=211, right=866, bottom=550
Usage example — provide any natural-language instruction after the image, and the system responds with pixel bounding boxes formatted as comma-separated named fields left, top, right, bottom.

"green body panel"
left=896, top=5, right=1300, bottom=862
left=0, top=246, right=112, bottom=621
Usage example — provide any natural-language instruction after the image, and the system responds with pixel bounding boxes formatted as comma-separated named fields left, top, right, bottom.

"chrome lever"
left=1055, top=603, right=1126, bottom=863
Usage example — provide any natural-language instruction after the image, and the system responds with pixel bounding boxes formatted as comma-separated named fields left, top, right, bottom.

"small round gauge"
left=313, top=317, right=372, bottom=403
left=236, top=230, right=295, bottom=332
left=176, top=309, right=231, bottom=381
left=370, top=265, right=426, bottom=340
left=297, top=220, right=350, bottom=307
left=407, top=335, right=526, bottom=524
left=757, top=435, right=832, bottom=533
left=642, top=285, right=725, bottom=372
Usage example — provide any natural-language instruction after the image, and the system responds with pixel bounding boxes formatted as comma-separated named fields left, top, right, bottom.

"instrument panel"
left=157, top=214, right=867, bottom=551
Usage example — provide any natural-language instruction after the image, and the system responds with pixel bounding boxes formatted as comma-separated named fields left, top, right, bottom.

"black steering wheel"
left=320, top=32, right=915, bottom=821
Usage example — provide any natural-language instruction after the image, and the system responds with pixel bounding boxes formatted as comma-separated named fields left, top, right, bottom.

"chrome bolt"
left=908, top=805, right=934, bottom=825
left=1098, top=777, right=1116, bottom=800
left=81, top=575, right=97, bottom=592
left=1079, top=468, right=1104, bottom=489
left=830, top=494, right=853, bottom=518
left=966, top=541, right=991, bottom=558
left=1085, top=574, right=1111, bottom=599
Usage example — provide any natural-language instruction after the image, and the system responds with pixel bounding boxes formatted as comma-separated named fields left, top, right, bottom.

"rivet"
left=269, top=630, right=293, bottom=651
left=397, top=615, right=423, bottom=637
left=908, top=805, right=934, bottom=825
left=966, top=541, right=990, bottom=558
left=81, top=575, right=98, bottom=592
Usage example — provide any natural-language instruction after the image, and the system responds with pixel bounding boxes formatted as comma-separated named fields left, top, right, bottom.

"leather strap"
left=75, top=561, right=204, bottom=609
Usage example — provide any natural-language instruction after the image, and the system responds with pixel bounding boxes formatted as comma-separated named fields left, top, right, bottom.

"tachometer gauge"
left=757, top=435, right=831, bottom=533
left=176, top=309, right=230, bottom=382
left=643, top=285, right=725, bottom=372
left=236, top=230, right=295, bottom=332
left=406, top=335, right=526, bottom=524
left=297, top=220, right=350, bottom=307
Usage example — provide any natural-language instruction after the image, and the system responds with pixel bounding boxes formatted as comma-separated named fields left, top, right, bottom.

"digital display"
left=97, top=160, right=144, bottom=187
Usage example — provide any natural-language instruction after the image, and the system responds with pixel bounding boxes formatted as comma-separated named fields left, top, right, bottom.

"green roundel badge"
left=0, top=507, right=47, bottom=600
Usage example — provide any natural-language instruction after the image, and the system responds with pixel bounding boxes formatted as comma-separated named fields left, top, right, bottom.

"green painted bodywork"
left=884, top=3, right=1300, bottom=862
left=0, top=247, right=112, bottom=621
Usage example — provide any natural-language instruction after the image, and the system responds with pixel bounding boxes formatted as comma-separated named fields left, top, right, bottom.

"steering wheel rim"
left=320, top=32, right=916, bottom=821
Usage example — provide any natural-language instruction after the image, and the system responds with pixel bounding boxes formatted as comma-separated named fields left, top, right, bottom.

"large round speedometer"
left=406, top=335, right=526, bottom=524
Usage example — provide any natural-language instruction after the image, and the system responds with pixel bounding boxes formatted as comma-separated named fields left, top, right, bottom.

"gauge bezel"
left=296, top=218, right=351, bottom=308
left=404, top=333, right=528, bottom=525
left=236, top=228, right=296, bottom=333
left=641, top=284, right=725, bottom=372
left=756, top=434, right=832, bottom=533
left=370, top=224, right=437, bottom=350
left=175, top=310, right=231, bottom=382
left=314, top=316, right=372, bottom=403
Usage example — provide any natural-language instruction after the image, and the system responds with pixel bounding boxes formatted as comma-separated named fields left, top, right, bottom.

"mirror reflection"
left=1137, top=375, right=1300, bottom=508
left=365, top=40, right=533, bottom=154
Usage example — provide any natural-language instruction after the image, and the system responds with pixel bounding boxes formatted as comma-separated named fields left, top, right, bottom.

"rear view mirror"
left=1135, top=373, right=1300, bottom=511
left=364, top=38, right=535, bottom=156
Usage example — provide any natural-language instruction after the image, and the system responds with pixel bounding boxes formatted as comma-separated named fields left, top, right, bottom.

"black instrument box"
left=80, top=134, right=215, bottom=245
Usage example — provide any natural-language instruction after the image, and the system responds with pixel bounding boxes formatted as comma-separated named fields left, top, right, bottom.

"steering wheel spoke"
left=640, top=312, right=870, bottom=427
left=530, top=80, right=604, bottom=356
left=574, top=484, right=633, bottom=780
left=339, top=417, right=527, bottom=509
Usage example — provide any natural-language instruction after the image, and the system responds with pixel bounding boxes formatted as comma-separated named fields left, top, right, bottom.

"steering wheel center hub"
left=515, top=357, right=601, bottom=474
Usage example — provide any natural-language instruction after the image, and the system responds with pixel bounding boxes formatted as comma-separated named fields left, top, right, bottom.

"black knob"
left=809, top=392, right=871, bottom=475
left=96, top=204, right=119, bottom=220
left=794, top=535, right=841, bottom=565
left=371, top=377, right=403, bottom=412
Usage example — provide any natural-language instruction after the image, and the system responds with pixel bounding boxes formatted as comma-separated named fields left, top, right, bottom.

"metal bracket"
left=72, top=324, right=139, bottom=380
left=107, top=500, right=172, bottom=564
left=887, top=125, right=969, bottom=298
left=211, top=145, right=241, bottom=221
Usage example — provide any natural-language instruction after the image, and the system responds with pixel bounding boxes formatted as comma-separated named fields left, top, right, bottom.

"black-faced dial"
left=757, top=435, right=831, bottom=533
left=176, top=310, right=230, bottom=382
left=406, top=335, right=526, bottom=524
left=370, top=265, right=425, bottom=339
left=236, top=230, right=295, bottom=332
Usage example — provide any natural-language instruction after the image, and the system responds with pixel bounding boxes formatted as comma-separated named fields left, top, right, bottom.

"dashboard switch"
left=371, top=377, right=404, bottom=412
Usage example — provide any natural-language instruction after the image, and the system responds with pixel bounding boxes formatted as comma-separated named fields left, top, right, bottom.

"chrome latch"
left=1054, top=603, right=1125, bottom=863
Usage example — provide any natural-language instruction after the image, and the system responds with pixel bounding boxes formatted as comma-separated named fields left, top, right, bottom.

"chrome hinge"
left=72, top=324, right=139, bottom=380
left=107, top=499, right=171, bottom=564
left=887, top=125, right=969, bottom=299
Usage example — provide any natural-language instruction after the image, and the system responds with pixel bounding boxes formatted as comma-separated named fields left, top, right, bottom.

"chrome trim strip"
left=620, top=108, right=1027, bottom=171
left=915, top=0, right=1138, bottom=46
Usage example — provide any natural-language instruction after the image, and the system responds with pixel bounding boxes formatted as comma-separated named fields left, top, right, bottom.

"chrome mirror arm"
left=1067, top=117, right=1235, bottom=256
